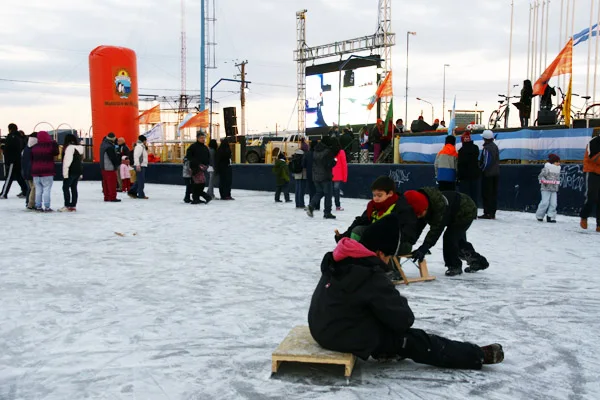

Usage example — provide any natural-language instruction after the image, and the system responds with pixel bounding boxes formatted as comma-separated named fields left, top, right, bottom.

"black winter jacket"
left=186, top=142, right=210, bottom=173
left=2, top=131, right=25, bottom=164
left=312, top=142, right=335, bottom=182
left=340, top=194, right=420, bottom=254
left=457, top=142, right=480, bottom=181
left=215, top=144, right=232, bottom=174
left=416, top=187, right=478, bottom=250
left=308, top=250, right=415, bottom=360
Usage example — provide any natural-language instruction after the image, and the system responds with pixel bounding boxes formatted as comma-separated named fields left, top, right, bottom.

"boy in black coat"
left=337, top=176, right=418, bottom=255
left=308, top=214, right=504, bottom=369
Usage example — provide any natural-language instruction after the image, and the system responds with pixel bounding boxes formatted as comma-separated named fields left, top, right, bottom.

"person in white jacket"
left=127, top=135, right=149, bottom=199
left=536, top=154, right=561, bottom=223
left=60, top=134, right=85, bottom=212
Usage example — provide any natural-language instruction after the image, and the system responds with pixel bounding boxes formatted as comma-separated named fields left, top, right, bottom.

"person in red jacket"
left=580, top=133, right=600, bottom=231
left=30, top=131, right=59, bottom=212
left=332, top=141, right=348, bottom=211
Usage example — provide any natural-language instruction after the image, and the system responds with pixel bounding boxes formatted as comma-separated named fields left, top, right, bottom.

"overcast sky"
left=1, top=0, right=598, bottom=136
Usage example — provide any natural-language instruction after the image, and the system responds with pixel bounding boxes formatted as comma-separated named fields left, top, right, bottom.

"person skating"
left=100, top=133, right=121, bottom=202
left=580, top=133, right=600, bottom=232
left=307, top=137, right=336, bottom=219
left=272, top=152, right=291, bottom=203
left=30, top=131, right=59, bottom=212
left=404, top=187, right=489, bottom=276
left=308, top=214, right=504, bottom=370
left=128, top=135, right=149, bottom=200
left=336, top=176, right=418, bottom=256
left=434, top=135, right=458, bottom=191
left=536, top=154, right=561, bottom=223
left=1, top=123, right=28, bottom=199
left=60, top=134, right=84, bottom=212
left=185, top=131, right=212, bottom=204
left=457, top=131, right=480, bottom=205
left=479, top=130, right=500, bottom=219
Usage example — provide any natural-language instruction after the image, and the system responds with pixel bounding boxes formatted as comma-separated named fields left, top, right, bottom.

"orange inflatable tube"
left=89, top=46, right=139, bottom=161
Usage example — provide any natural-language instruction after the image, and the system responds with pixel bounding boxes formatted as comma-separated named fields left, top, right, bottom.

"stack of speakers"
left=223, top=107, right=238, bottom=137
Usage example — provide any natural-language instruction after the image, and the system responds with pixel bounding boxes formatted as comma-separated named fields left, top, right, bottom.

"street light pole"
left=405, top=31, right=416, bottom=126
left=210, top=78, right=251, bottom=140
left=337, top=55, right=382, bottom=127
left=416, top=97, right=434, bottom=123
left=443, top=64, right=450, bottom=122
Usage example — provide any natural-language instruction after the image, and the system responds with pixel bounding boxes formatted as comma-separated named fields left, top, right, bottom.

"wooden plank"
left=392, top=257, right=410, bottom=285
left=272, top=326, right=356, bottom=377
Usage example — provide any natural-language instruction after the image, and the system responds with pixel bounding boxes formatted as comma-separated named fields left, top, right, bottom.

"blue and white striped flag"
left=447, top=96, right=456, bottom=135
left=574, top=23, right=599, bottom=46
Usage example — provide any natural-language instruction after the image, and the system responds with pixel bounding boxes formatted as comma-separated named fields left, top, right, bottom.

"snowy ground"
left=1, top=182, right=599, bottom=400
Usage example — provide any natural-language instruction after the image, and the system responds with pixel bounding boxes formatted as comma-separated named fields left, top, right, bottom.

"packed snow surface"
left=1, top=182, right=599, bottom=399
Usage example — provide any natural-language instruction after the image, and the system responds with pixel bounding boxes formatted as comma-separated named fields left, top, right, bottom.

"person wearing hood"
left=404, top=187, right=489, bottom=276
left=290, top=148, right=307, bottom=208
left=535, top=154, right=561, bottom=223
left=60, top=134, right=84, bottom=212
left=580, top=133, right=600, bottom=231
left=100, top=132, right=121, bottom=202
left=457, top=131, right=480, bottom=205
left=307, top=137, right=336, bottom=219
left=128, top=135, right=149, bottom=200
left=434, top=135, right=458, bottom=191
left=21, top=132, right=37, bottom=209
left=1, top=123, right=28, bottom=199
left=186, top=131, right=212, bottom=204
left=308, top=213, right=504, bottom=369
left=30, top=131, right=59, bottom=212
left=479, top=130, right=500, bottom=219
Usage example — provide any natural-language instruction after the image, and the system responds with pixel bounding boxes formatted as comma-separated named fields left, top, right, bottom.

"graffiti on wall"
left=389, top=169, right=411, bottom=188
left=560, top=164, right=585, bottom=193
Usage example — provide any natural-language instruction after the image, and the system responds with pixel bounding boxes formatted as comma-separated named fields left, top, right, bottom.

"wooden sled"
left=272, top=326, right=356, bottom=378
left=392, top=256, right=436, bottom=285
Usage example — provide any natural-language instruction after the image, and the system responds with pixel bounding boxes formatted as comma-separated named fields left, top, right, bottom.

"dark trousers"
left=295, top=179, right=306, bottom=207
left=459, top=179, right=479, bottom=206
left=1, top=161, right=27, bottom=197
left=219, top=167, right=232, bottom=199
left=389, top=328, right=484, bottom=370
left=129, top=167, right=146, bottom=198
left=442, top=221, right=485, bottom=269
left=62, top=176, right=79, bottom=207
left=520, top=117, right=530, bottom=128
left=481, top=175, right=499, bottom=216
left=310, top=180, right=333, bottom=214
left=184, top=178, right=192, bottom=201
left=307, top=180, right=316, bottom=203
left=580, top=172, right=600, bottom=224
left=192, top=183, right=211, bottom=202
left=438, top=181, right=456, bottom=191
left=275, top=183, right=290, bottom=202
left=333, top=181, right=343, bottom=208
left=101, top=170, right=118, bottom=201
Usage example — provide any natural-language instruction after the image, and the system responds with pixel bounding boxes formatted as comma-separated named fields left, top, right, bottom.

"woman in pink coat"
left=332, top=146, right=348, bottom=211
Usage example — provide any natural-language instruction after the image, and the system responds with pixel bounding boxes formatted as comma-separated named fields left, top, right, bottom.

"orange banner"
left=137, top=104, right=161, bottom=124
left=367, top=71, right=392, bottom=110
left=533, top=38, right=573, bottom=95
left=180, top=109, right=209, bottom=129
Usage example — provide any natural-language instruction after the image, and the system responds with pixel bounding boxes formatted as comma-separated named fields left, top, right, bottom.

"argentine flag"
left=447, top=96, right=456, bottom=135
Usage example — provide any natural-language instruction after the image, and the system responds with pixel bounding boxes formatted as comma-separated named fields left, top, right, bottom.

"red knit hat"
left=403, top=190, right=429, bottom=216
left=461, top=132, right=472, bottom=143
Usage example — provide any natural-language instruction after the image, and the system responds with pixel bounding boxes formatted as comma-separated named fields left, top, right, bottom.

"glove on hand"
left=411, top=246, right=428, bottom=263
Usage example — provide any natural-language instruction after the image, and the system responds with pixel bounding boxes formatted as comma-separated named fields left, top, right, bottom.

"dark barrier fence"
left=1, top=162, right=587, bottom=216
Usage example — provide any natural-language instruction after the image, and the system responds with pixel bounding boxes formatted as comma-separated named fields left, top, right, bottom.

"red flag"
left=367, top=71, right=392, bottom=110
left=180, top=109, right=209, bottom=129
left=533, top=38, right=573, bottom=95
left=137, top=104, right=161, bottom=124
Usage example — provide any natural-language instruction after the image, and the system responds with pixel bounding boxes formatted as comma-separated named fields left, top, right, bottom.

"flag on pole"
left=564, top=75, right=573, bottom=126
left=367, top=71, right=392, bottom=110
left=573, top=23, right=599, bottom=46
left=137, top=104, right=161, bottom=124
left=179, top=109, right=210, bottom=129
left=384, top=99, right=394, bottom=137
left=533, top=38, right=573, bottom=95
left=143, top=123, right=164, bottom=143
left=447, top=96, right=456, bottom=135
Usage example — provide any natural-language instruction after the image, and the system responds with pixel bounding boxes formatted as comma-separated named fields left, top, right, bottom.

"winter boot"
left=306, top=205, right=314, bottom=218
left=323, top=213, right=337, bottom=220
left=481, top=343, right=504, bottom=364
left=478, top=214, right=494, bottom=220
left=464, top=254, right=489, bottom=273
left=537, top=217, right=544, bottom=222
left=546, top=216, right=556, bottom=223
left=445, top=266, right=463, bottom=276
left=581, top=218, right=588, bottom=229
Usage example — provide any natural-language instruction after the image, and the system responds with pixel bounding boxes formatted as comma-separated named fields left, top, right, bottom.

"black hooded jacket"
left=186, top=142, right=210, bottom=173
left=457, top=142, right=480, bottom=180
left=308, top=243, right=415, bottom=360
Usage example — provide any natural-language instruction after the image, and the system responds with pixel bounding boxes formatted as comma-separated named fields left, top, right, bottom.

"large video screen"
left=306, top=59, right=380, bottom=129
